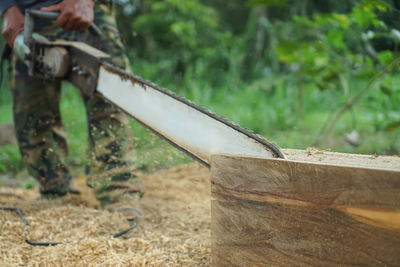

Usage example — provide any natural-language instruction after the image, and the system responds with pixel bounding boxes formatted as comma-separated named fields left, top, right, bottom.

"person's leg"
left=11, top=55, right=71, bottom=196
left=84, top=95, right=144, bottom=203
left=83, top=2, right=145, bottom=205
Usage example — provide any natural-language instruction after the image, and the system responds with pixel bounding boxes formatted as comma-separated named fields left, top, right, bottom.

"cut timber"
left=211, top=150, right=400, bottom=267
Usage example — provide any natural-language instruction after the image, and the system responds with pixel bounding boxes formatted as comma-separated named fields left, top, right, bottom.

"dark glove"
left=41, top=0, right=94, bottom=32
left=1, top=6, right=24, bottom=48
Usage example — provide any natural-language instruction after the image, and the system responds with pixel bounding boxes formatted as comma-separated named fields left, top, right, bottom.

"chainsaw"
left=10, top=9, right=285, bottom=167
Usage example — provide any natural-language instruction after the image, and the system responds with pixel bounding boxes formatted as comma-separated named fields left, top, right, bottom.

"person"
left=1, top=0, right=144, bottom=215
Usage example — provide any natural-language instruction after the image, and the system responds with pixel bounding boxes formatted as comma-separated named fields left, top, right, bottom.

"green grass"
left=1, top=60, right=399, bottom=186
left=0, top=84, right=23, bottom=175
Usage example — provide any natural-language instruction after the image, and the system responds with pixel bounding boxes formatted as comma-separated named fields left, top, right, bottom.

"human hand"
left=41, top=0, right=94, bottom=32
left=1, top=6, right=25, bottom=48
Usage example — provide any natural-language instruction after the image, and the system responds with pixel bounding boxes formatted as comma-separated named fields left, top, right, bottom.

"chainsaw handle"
left=24, top=9, right=102, bottom=45
left=26, top=9, right=59, bottom=20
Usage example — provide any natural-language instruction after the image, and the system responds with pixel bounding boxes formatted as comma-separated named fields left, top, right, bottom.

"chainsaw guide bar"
left=96, top=62, right=285, bottom=167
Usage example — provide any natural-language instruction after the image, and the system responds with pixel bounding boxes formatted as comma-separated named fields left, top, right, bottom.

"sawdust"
left=283, top=148, right=400, bottom=171
left=0, top=163, right=211, bottom=266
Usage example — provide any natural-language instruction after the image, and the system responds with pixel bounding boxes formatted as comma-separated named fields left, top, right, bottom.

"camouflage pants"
left=11, top=2, right=144, bottom=202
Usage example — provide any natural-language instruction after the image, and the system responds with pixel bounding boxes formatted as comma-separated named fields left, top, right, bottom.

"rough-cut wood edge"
left=211, top=153, right=400, bottom=267
left=211, top=153, right=400, bottom=207
left=282, top=148, right=400, bottom=171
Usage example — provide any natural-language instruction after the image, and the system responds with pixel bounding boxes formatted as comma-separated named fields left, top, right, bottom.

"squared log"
left=211, top=151, right=400, bottom=266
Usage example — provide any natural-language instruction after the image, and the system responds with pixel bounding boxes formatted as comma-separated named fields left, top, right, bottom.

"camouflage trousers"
left=10, top=2, right=144, bottom=203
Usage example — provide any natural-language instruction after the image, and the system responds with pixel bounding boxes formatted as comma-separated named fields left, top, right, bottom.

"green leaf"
left=312, top=13, right=352, bottom=29
left=351, top=6, right=377, bottom=27
left=246, top=0, right=287, bottom=7
left=331, top=14, right=351, bottom=29
left=372, top=19, right=387, bottom=29
left=366, top=56, right=374, bottom=67
left=384, top=121, right=400, bottom=132
left=362, top=0, right=391, bottom=12
left=380, top=84, right=392, bottom=96
left=377, top=50, right=393, bottom=65
left=326, top=29, right=345, bottom=49
left=276, top=41, right=298, bottom=63
left=293, top=15, right=314, bottom=27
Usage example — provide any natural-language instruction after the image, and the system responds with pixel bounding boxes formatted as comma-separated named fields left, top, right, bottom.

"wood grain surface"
left=211, top=154, right=400, bottom=266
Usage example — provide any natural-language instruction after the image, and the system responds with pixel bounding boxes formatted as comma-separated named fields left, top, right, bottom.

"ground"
left=0, top=163, right=210, bottom=266
left=2, top=148, right=399, bottom=266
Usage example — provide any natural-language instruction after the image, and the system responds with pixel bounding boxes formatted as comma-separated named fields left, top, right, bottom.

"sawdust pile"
left=0, top=163, right=211, bottom=266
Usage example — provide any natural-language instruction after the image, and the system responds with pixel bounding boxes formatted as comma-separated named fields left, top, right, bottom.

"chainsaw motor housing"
left=16, top=9, right=108, bottom=97
left=26, top=39, right=111, bottom=97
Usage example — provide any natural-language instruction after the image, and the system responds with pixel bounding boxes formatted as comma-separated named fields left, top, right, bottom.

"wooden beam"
left=211, top=152, right=400, bottom=266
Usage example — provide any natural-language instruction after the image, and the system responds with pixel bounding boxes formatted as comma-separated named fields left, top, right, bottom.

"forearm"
left=0, top=0, right=17, bottom=17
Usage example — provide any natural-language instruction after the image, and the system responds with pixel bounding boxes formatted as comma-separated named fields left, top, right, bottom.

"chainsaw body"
left=15, top=9, right=107, bottom=97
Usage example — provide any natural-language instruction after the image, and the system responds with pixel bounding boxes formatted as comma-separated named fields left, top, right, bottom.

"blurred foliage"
left=116, top=0, right=233, bottom=84
left=113, top=0, right=400, bottom=149
left=274, top=0, right=396, bottom=89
